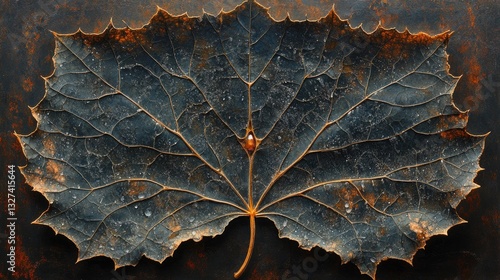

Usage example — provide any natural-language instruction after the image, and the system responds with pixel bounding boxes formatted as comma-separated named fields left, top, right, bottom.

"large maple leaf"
left=18, top=0, right=485, bottom=278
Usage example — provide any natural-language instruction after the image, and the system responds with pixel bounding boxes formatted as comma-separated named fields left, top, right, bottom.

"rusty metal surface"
left=0, top=0, right=498, bottom=279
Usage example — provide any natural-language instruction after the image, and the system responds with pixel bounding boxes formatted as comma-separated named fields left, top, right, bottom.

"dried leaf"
left=18, top=0, right=485, bottom=278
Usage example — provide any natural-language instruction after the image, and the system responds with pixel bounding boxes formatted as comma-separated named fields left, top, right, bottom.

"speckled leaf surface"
left=18, top=0, right=485, bottom=278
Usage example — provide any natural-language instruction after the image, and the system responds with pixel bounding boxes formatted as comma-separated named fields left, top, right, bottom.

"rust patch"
left=79, top=32, right=106, bottom=47
left=409, top=220, right=430, bottom=241
left=9, top=101, right=20, bottom=116
left=110, top=28, right=137, bottom=44
left=466, top=57, right=483, bottom=86
left=363, top=192, right=377, bottom=207
left=11, top=238, right=40, bottom=280
left=458, top=43, right=470, bottom=55
left=166, top=217, right=182, bottom=234
left=46, top=160, right=65, bottom=184
left=186, top=259, right=196, bottom=270
left=22, top=77, right=34, bottom=92
left=440, top=129, right=469, bottom=140
left=461, top=55, right=485, bottom=111
left=437, top=113, right=468, bottom=131
left=377, top=191, right=393, bottom=205
left=168, top=231, right=180, bottom=240
left=466, top=3, right=476, bottom=28
left=42, top=137, right=56, bottom=157
left=159, top=11, right=196, bottom=44
left=24, top=30, right=40, bottom=56
left=337, top=184, right=361, bottom=210
left=248, top=266, right=279, bottom=280
left=92, top=19, right=106, bottom=33
left=127, top=181, right=148, bottom=196
left=375, top=30, right=444, bottom=60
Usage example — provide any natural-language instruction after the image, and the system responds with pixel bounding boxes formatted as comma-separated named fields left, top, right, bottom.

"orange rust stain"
left=436, top=113, right=467, bottom=131
left=195, top=251, right=208, bottom=272
left=92, top=19, right=106, bottom=33
left=24, top=30, right=40, bottom=56
left=44, top=53, right=52, bottom=63
left=466, top=57, right=483, bottom=86
left=161, top=12, right=195, bottom=41
left=11, top=135, right=23, bottom=154
left=334, top=200, right=344, bottom=211
left=409, top=220, right=430, bottom=242
left=186, top=259, right=196, bottom=270
left=77, top=33, right=108, bottom=58
left=458, top=3, right=486, bottom=101
left=364, top=192, right=377, bottom=206
left=45, top=160, right=60, bottom=174
left=11, top=239, right=40, bottom=280
left=127, top=181, right=148, bottom=196
left=466, top=3, right=476, bottom=28
left=248, top=266, right=279, bottom=280
left=440, top=129, right=469, bottom=140
left=376, top=30, right=443, bottom=60
left=28, top=114, right=36, bottom=129
left=334, top=184, right=363, bottom=211
left=337, top=184, right=359, bottom=204
left=458, top=43, right=470, bottom=55
left=163, top=14, right=195, bottom=33
left=9, top=100, right=20, bottom=116
left=111, top=28, right=136, bottom=44
left=183, top=251, right=207, bottom=271
left=342, top=64, right=353, bottom=74
left=166, top=218, right=181, bottom=233
left=378, top=192, right=392, bottom=205
left=22, top=77, right=34, bottom=92
left=46, top=160, right=65, bottom=184
left=42, top=137, right=56, bottom=157
left=168, top=231, right=180, bottom=240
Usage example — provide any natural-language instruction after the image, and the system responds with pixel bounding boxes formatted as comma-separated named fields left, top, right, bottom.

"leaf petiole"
left=234, top=211, right=256, bottom=278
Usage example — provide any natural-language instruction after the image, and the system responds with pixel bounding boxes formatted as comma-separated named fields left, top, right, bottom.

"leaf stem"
left=234, top=212, right=256, bottom=279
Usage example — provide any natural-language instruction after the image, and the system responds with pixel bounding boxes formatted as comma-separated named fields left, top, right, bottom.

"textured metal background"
left=0, top=0, right=498, bottom=279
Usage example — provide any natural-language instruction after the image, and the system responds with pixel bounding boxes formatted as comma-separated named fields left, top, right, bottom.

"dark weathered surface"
left=1, top=0, right=498, bottom=279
